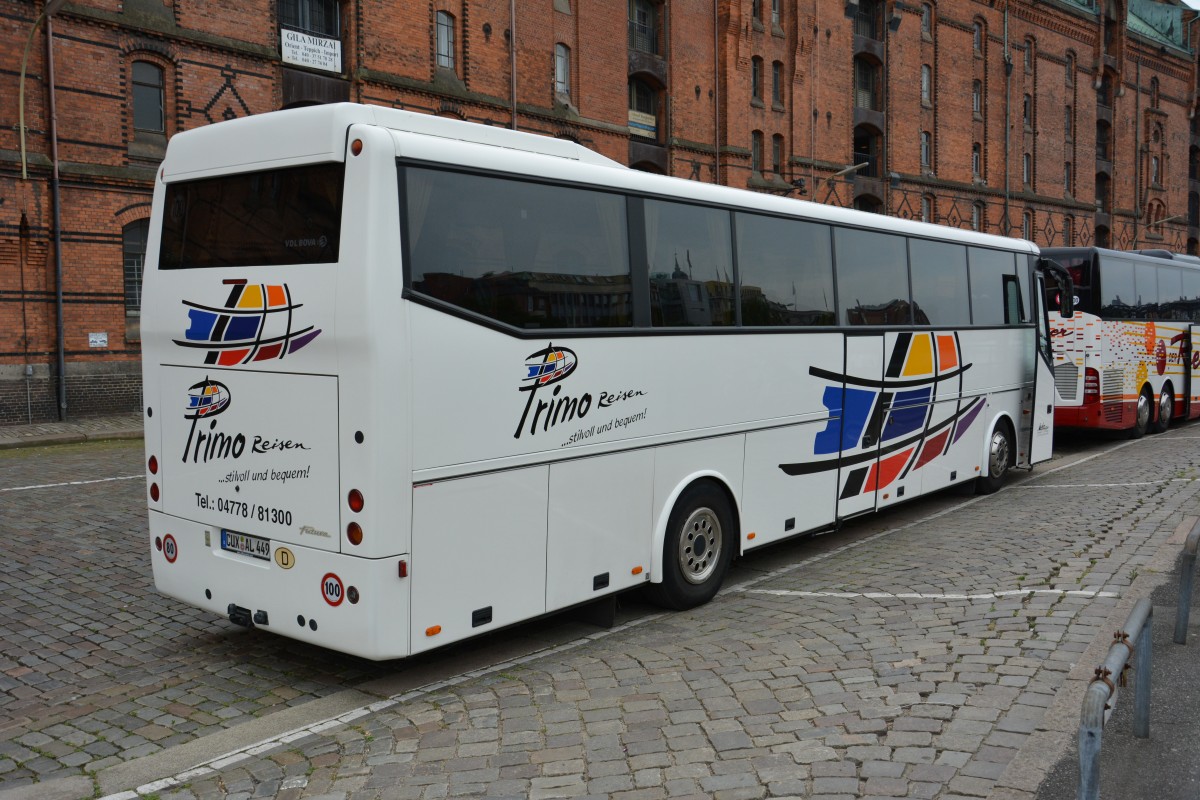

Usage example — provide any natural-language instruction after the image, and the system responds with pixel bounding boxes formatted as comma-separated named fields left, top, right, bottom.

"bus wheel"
left=976, top=422, right=1012, bottom=495
left=1130, top=388, right=1152, bottom=439
left=1153, top=388, right=1173, bottom=434
left=647, top=482, right=734, bottom=611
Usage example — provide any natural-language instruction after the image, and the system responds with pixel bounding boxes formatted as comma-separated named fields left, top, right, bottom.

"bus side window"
left=1158, top=267, right=1184, bottom=320
left=833, top=228, right=911, bottom=325
left=967, top=247, right=1014, bottom=326
left=909, top=239, right=970, bottom=327
left=1002, top=275, right=1022, bottom=325
left=1135, top=262, right=1159, bottom=320
left=1101, top=258, right=1135, bottom=318
left=644, top=200, right=734, bottom=327
left=734, top=213, right=835, bottom=326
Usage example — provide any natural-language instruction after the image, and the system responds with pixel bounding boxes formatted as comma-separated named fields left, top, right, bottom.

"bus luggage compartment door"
left=1189, top=325, right=1200, bottom=419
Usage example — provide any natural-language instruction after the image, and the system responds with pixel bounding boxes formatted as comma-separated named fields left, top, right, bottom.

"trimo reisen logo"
left=175, top=279, right=321, bottom=366
left=514, top=344, right=591, bottom=439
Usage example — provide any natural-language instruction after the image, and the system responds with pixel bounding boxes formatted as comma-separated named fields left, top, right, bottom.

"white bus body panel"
left=410, top=466, right=549, bottom=653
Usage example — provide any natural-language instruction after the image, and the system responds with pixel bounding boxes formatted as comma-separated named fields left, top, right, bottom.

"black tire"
left=975, top=422, right=1013, bottom=495
left=1129, top=388, right=1152, bottom=439
left=1152, top=387, right=1173, bottom=434
left=645, top=482, right=735, bottom=611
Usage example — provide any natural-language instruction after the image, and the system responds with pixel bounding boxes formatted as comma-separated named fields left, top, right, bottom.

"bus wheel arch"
left=1154, top=382, right=1174, bottom=433
left=647, top=475, right=739, bottom=610
left=976, top=415, right=1015, bottom=495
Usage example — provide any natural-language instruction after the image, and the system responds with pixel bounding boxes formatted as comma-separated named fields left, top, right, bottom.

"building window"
left=771, top=0, right=781, bottom=26
left=853, top=56, right=880, bottom=111
left=1065, top=53, right=1074, bottom=86
left=436, top=11, right=456, bottom=71
left=772, top=134, right=784, bottom=174
left=772, top=61, right=783, bottom=106
left=629, top=78, right=658, bottom=139
left=973, top=22, right=983, bottom=53
left=629, top=0, right=658, bottom=54
left=1022, top=211, right=1033, bottom=241
left=921, top=194, right=932, bottom=223
left=972, top=80, right=982, bottom=115
left=1065, top=106, right=1072, bottom=141
left=555, top=43, right=570, bottom=97
left=279, top=0, right=340, bottom=37
left=1023, top=94, right=1032, bottom=128
left=1151, top=77, right=1160, bottom=110
left=921, top=64, right=932, bottom=105
left=752, top=57, right=763, bottom=102
left=972, top=201, right=984, bottom=231
left=1023, top=38, right=1033, bottom=72
left=1023, top=153, right=1032, bottom=185
left=921, top=131, right=931, bottom=168
left=1063, top=216, right=1073, bottom=246
left=1064, top=161, right=1072, bottom=195
left=1151, top=155, right=1161, bottom=186
left=124, top=219, right=149, bottom=338
left=921, top=3, right=932, bottom=36
left=1097, top=120, right=1111, bottom=160
left=972, top=142, right=981, bottom=176
left=132, top=61, right=165, bottom=133
left=752, top=130, right=763, bottom=174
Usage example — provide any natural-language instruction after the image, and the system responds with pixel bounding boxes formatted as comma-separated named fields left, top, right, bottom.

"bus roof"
left=163, top=102, right=1039, bottom=255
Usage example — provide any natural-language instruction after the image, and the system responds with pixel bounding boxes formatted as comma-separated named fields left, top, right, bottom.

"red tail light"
left=148, top=455, right=158, bottom=475
left=1083, top=367, right=1100, bottom=404
left=348, top=489, right=364, bottom=513
left=347, top=522, right=363, bottom=546
left=150, top=483, right=160, bottom=502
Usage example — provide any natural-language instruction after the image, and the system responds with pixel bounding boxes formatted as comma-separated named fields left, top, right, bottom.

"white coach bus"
left=141, top=104, right=1068, bottom=659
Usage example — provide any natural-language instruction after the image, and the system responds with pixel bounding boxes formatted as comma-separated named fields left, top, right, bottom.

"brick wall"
left=2, top=0, right=1197, bottom=426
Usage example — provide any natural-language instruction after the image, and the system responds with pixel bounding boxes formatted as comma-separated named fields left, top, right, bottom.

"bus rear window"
left=159, top=163, right=344, bottom=269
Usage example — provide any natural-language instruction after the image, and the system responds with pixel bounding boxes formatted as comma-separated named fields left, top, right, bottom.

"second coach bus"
left=142, top=104, right=1068, bottom=659
left=1043, top=247, right=1200, bottom=436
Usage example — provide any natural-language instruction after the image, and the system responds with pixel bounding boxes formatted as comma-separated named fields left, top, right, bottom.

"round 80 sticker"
left=163, top=534, right=178, bottom=564
left=321, top=572, right=344, bottom=606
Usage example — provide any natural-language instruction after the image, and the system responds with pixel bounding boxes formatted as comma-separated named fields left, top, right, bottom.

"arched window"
left=1063, top=216, right=1074, bottom=246
left=921, top=64, right=932, bottom=104
left=751, top=57, right=764, bottom=101
left=436, top=11, right=456, bottom=71
left=1065, top=52, right=1075, bottom=86
left=853, top=124, right=882, bottom=178
left=920, top=131, right=932, bottom=168
left=1151, top=77, right=1160, bottom=110
left=972, top=201, right=985, bottom=232
left=1022, top=210, right=1034, bottom=241
left=132, top=61, right=164, bottom=134
left=124, top=219, right=149, bottom=339
left=772, top=61, right=784, bottom=106
left=921, top=3, right=932, bottom=36
left=1096, top=172, right=1112, bottom=213
left=279, top=0, right=340, bottom=37
left=628, top=0, right=658, bottom=54
left=1097, top=120, right=1112, bottom=161
left=1024, top=38, right=1034, bottom=72
left=972, top=142, right=982, bottom=176
left=628, top=78, right=659, bottom=139
left=921, top=194, right=934, bottom=223
left=1023, top=94, right=1032, bottom=128
left=555, top=44, right=571, bottom=97
left=772, top=134, right=784, bottom=175
left=853, top=56, right=881, bottom=111
left=973, top=21, right=983, bottom=53
left=1023, top=152, right=1032, bottom=185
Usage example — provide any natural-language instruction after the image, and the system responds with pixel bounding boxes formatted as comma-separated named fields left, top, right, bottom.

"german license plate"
left=220, top=530, right=270, bottom=560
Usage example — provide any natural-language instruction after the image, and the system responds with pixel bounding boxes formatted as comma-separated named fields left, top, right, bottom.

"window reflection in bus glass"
left=160, top=163, right=344, bottom=269
left=404, top=167, right=632, bottom=329
left=968, top=248, right=1016, bottom=326
left=734, top=213, right=834, bottom=326
left=1135, top=262, right=1159, bottom=318
left=834, top=229, right=910, bottom=325
left=1101, top=258, right=1135, bottom=317
left=909, top=239, right=970, bottom=326
left=644, top=200, right=734, bottom=326
left=1158, top=267, right=1184, bottom=319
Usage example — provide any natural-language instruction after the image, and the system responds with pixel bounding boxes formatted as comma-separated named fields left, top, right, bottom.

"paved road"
left=0, top=429, right=1197, bottom=800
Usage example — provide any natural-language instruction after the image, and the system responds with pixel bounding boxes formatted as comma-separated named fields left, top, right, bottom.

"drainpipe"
left=1134, top=59, right=1141, bottom=248
left=47, top=16, right=66, bottom=420
left=1004, top=4, right=1011, bottom=236
left=713, top=0, right=720, bottom=182
left=509, top=0, right=517, bottom=130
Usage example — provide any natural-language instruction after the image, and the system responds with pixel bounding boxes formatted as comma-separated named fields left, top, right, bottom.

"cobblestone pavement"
left=0, top=429, right=1198, bottom=800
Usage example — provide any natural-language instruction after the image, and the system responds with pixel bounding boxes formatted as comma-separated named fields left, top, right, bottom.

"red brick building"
left=3, top=0, right=1198, bottom=422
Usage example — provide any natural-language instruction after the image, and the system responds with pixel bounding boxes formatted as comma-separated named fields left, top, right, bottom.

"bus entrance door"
left=1027, top=274, right=1056, bottom=464
left=835, top=334, right=885, bottom=519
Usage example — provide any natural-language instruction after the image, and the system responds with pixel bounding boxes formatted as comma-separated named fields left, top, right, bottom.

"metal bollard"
left=1077, top=598, right=1153, bottom=800
left=1174, top=521, right=1200, bottom=645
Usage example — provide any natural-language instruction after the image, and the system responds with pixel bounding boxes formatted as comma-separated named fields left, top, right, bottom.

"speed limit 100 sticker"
left=163, top=534, right=178, bottom=563
left=321, top=572, right=344, bottom=606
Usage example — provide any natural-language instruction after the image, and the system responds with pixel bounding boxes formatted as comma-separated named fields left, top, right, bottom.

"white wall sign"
left=281, top=28, right=342, bottom=74
left=88, top=332, right=108, bottom=348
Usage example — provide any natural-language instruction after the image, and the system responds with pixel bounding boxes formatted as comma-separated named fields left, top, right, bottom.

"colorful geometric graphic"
left=781, top=332, right=983, bottom=499
left=174, top=280, right=321, bottom=366
left=185, top=378, right=231, bottom=419
left=522, top=345, right=577, bottom=387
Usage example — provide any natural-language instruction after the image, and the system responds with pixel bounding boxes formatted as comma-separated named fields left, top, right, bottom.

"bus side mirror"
left=1040, top=258, right=1074, bottom=318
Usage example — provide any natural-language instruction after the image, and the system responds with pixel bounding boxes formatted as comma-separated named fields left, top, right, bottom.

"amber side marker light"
left=348, top=489, right=364, bottom=513
left=347, top=522, right=363, bottom=546
left=631, top=566, right=643, bottom=576
left=426, top=625, right=442, bottom=637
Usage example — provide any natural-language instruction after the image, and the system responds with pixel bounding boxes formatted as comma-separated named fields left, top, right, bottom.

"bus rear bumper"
left=148, top=510, right=411, bottom=660
left=1054, top=401, right=1132, bottom=431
